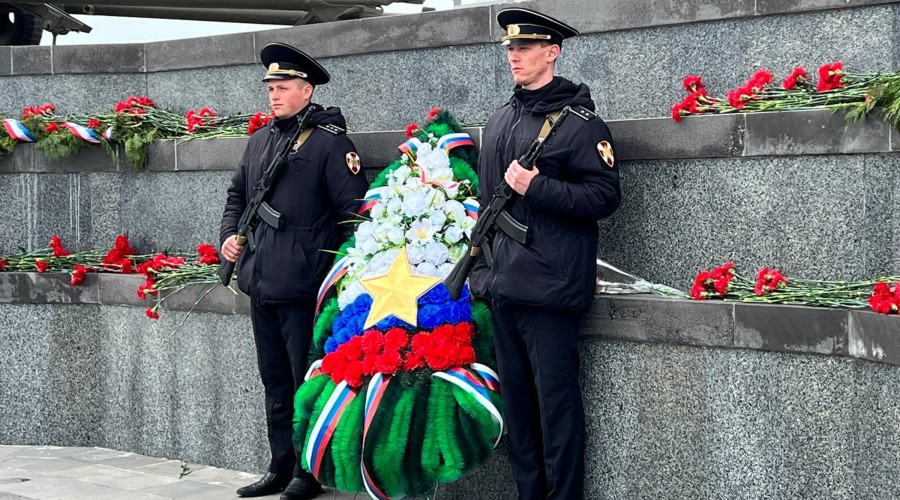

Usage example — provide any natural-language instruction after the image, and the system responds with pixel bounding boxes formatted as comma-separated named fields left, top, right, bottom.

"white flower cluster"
left=338, top=139, right=477, bottom=309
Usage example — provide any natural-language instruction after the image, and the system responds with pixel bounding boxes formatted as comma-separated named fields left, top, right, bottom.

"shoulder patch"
left=345, top=152, right=361, bottom=175
left=572, top=106, right=596, bottom=121
left=597, top=140, right=615, bottom=168
left=318, top=123, right=345, bottom=135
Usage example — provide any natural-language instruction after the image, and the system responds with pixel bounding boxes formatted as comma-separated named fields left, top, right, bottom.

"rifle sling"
left=494, top=110, right=562, bottom=243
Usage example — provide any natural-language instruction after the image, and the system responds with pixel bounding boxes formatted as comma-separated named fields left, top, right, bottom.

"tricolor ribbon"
left=357, top=187, right=386, bottom=215
left=436, top=132, right=474, bottom=152
left=433, top=366, right=504, bottom=448
left=304, top=359, right=324, bottom=382
left=398, top=137, right=421, bottom=156
left=462, top=198, right=480, bottom=220
left=2, top=119, right=36, bottom=143
left=305, top=380, right=359, bottom=479
left=103, top=126, right=114, bottom=141
left=360, top=373, right=392, bottom=500
left=315, top=256, right=349, bottom=314
left=470, top=363, right=501, bottom=394
left=62, top=122, right=101, bottom=144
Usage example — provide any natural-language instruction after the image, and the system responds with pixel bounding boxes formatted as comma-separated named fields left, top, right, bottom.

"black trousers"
left=492, top=302, right=585, bottom=500
left=250, top=299, right=318, bottom=480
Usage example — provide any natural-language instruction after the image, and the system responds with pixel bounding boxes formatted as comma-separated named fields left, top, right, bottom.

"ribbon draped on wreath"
left=291, top=108, right=502, bottom=499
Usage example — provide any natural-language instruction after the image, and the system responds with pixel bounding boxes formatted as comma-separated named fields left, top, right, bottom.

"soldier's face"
left=268, top=78, right=313, bottom=118
left=506, top=42, right=559, bottom=89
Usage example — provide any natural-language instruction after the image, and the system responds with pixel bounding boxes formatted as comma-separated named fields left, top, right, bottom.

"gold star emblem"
left=359, top=248, right=440, bottom=329
left=507, top=24, right=520, bottom=36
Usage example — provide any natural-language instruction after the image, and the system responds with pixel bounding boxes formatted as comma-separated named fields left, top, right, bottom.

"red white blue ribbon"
left=433, top=366, right=504, bottom=447
left=470, top=363, right=501, bottom=394
left=436, top=132, right=474, bottom=152
left=304, top=359, right=324, bottom=382
left=360, top=373, right=392, bottom=500
left=305, top=380, right=359, bottom=479
left=462, top=198, right=479, bottom=220
left=103, top=126, right=114, bottom=141
left=315, top=255, right=349, bottom=314
left=62, top=122, right=101, bottom=144
left=398, top=137, right=421, bottom=156
left=357, top=187, right=386, bottom=215
left=2, top=119, right=36, bottom=143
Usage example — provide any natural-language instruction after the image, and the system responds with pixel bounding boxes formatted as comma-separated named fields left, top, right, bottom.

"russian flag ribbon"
left=304, top=359, right=324, bottom=382
left=462, top=198, right=480, bottom=220
left=2, top=119, right=36, bottom=143
left=398, top=137, right=421, bottom=156
left=305, top=380, right=359, bottom=480
left=433, top=366, right=505, bottom=448
left=470, top=363, right=501, bottom=394
left=315, top=256, right=349, bottom=314
left=103, top=126, right=114, bottom=141
left=436, top=132, right=474, bottom=152
left=358, top=187, right=386, bottom=215
left=63, top=122, right=101, bottom=144
left=360, top=373, right=392, bottom=500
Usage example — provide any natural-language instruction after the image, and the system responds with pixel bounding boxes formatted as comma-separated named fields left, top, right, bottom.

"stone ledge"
left=0, top=109, right=893, bottom=173
left=4, top=1, right=898, bottom=75
left=1, top=272, right=897, bottom=368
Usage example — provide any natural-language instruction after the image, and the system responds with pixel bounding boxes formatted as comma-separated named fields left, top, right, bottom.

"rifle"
left=444, top=106, right=572, bottom=300
left=218, top=106, right=315, bottom=286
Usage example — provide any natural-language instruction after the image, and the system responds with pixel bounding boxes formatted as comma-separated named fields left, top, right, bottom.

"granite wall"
left=2, top=295, right=900, bottom=499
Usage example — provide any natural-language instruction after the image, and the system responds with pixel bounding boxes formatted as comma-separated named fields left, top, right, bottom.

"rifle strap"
left=538, top=110, right=562, bottom=142
left=290, top=127, right=315, bottom=154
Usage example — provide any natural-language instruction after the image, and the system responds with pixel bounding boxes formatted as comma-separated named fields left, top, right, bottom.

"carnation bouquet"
left=292, top=108, right=503, bottom=499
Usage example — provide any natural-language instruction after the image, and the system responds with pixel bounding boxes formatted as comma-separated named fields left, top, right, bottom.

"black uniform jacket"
left=475, top=77, right=621, bottom=312
left=219, top=103, right=368, bottom=304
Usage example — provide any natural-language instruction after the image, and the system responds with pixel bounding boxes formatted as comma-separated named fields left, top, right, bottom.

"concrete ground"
left=0, top=446, right=360, bottom=500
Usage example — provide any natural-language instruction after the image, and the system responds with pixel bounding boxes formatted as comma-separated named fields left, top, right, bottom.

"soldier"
left=219, top=43, right=368, bottom=500
left=473, top=8, right=621, bottom=500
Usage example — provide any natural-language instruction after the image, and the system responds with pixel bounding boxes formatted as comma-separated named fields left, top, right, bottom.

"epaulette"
left=317, top=123, right=345, bottom=135
left=571, top=106, right=596, bottom=121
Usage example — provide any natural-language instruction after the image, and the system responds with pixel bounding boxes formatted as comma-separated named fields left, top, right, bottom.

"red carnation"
left=749, top=69, right=773, bottom=90
left=754, top=267, right=788, bottom=296
left=145, top=307, right=160, bottom=320
left=197, top=243, right=220, bottom=265
left=682, top=75, right=705, bottom=93
left=690, top=262, right=736, bottom=300
left=782, top=66, right=808, bottom=90
left=87, top=118, right=100, bottom=129
left=671, top=102, right=685, bottom=122
left=361, top=329, right=384, bottom=356
left=384, top=327, right=409, bottom=351
left=35, top=260, right=49, bottom=273
left=405, top=123, right=419, bottom=139
left=50, top=234, right=71, bottom=257
left=817, top=61, right=844, bottom=92
left=0, top=260, right=7, bottom=271
left=427, top=107, right=441, bottom=121
left=44, top=122, right=59, bottom=134
left=375, top=350, right=403, bottom=375
left=248, top=111, right=274, bottom=135
left=70, top=265, right=87, bottom=286
left=869, top=282, right=896, bottom=314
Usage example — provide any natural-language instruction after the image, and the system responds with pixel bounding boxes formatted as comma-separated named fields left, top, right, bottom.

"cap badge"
left=345, top=152, right=361, bottom=175
left=268, top=63, right=280, bottom=72
left=507, top=24, right=521, bottom=36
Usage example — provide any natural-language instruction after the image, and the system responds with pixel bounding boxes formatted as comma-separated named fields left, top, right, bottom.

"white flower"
left=367, top=248, right=401, bottom=275
left=406, top=218, right=436, bottom=244
left=438, top=262, right=455, bottom=278
left=402, top=190, right=428, bottom=218
left=370, top=201, right=386, bottom=220
left=387, top=227, right=405, bottom=245
left=415, top=261, right=439, bottom=277
left=443, top=200, right=466, bottom=222
left=424, top=241, right=450, bottom=266
left=407, top=243, right=425, bottom=265
left=427, top=209, right=447, bottom=229
left=444, top=225, right=464, bottom=244
left=338, top=280, right=366, bottom=309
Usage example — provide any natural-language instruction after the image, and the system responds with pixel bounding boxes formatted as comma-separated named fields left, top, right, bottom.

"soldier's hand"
left=505, top=160, right=539, bottom=196
left=221, top=235, right=244, bottom=263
